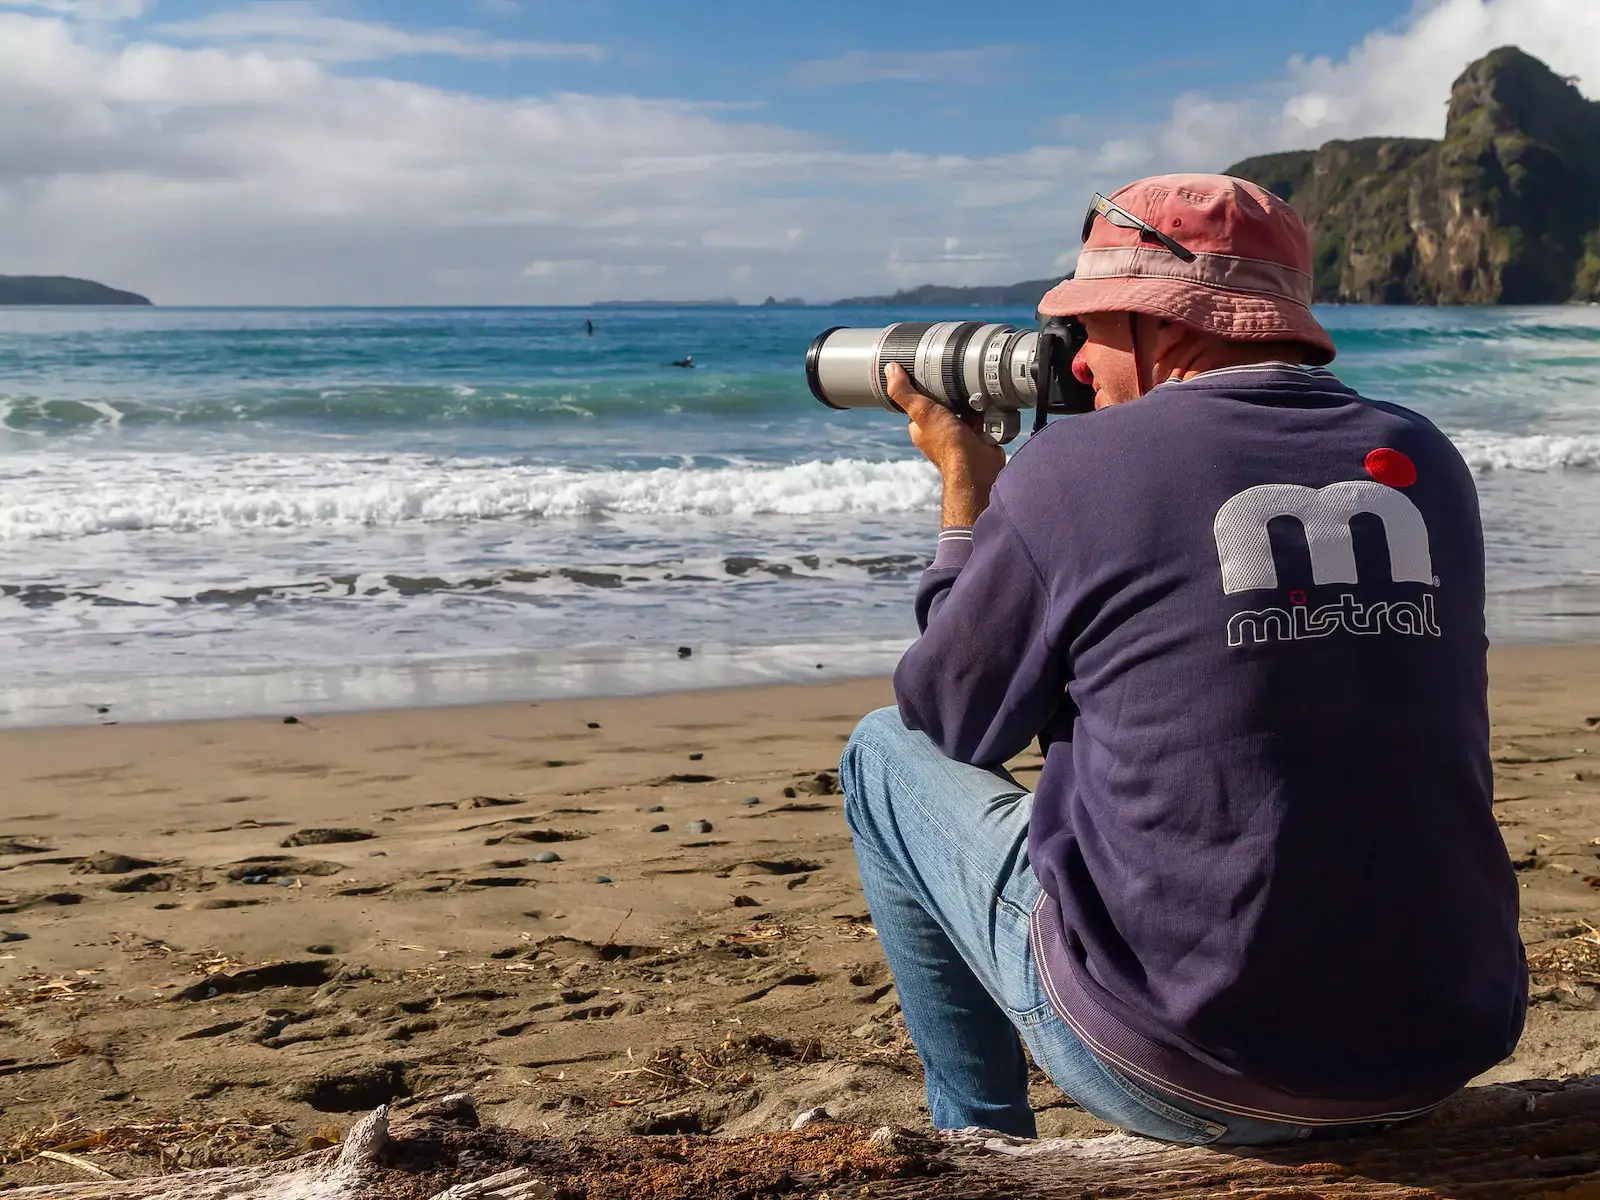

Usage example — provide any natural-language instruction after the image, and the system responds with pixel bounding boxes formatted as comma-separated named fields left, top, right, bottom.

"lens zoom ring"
left=878, top=323, right=935, bottom=401
left=941, top=322, right=978, bottom=404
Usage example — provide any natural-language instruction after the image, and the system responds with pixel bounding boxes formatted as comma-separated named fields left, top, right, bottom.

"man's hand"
left=886, top=362, right=1006, bottom=527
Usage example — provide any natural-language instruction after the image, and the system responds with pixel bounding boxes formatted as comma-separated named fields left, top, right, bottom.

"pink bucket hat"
left=1038, top=174, right=1336, bottom=365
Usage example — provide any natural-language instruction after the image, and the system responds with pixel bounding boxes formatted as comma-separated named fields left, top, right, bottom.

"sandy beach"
left=0, top=649, right=1597, bottom=1186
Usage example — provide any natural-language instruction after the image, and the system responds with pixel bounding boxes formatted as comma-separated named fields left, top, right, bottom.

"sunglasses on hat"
left=1082, top=193, right=1196, bottom=262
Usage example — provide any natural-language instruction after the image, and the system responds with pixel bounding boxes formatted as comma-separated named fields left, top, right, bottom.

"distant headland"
left=829, top=278, right=1063, bottom=307
left=0, top=276, right=152, bottom=305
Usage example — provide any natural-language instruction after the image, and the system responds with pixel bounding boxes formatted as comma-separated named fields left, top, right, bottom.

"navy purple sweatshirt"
left=895, top=363, right=1526, bottom=1124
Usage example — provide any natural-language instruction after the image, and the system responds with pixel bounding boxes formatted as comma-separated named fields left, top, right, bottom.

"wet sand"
left=0, top=650, right=1597, bottom=1185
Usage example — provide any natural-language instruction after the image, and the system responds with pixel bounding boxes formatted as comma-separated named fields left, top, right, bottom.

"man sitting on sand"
left=840, top=174, right=1527, bottom=1145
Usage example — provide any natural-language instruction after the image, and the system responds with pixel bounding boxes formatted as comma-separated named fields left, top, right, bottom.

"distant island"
left=0, top=275, right=152, bottom=305
left=1228, top=46, right=1600, bottom=304
left=830, top=278, right=1063, bottom=307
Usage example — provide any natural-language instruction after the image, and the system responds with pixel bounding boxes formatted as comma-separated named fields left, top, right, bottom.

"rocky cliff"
left=1227, top=47, right=1600, bottom=304
left=0, top=275, right=152, bottom=305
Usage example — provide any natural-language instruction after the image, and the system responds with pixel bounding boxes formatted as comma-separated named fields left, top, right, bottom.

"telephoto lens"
left=805, top=318, right=1093, bottom=445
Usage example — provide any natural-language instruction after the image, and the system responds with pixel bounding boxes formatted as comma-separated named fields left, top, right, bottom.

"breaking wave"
left=0, top=456, right=941, bottom=540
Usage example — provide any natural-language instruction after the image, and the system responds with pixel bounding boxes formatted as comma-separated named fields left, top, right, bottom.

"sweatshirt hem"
left=1028, top=894, right=1455, bottom=1127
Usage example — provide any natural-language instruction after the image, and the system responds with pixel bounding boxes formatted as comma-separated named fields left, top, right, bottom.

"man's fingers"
left=884, top=363, right=940, bottom=425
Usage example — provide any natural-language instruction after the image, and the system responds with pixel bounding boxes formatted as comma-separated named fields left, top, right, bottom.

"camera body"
left=805, top=316, right=1095, bottom=444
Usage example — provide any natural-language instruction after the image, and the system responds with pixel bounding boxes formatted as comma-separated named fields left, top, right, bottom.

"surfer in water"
left=670, top=355, right=695, bottom=368
left=585, top=318, right=594, bottom=336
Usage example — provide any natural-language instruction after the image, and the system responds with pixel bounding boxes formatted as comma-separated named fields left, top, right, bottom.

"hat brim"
left=1038, top=275, right=1336, bottom=366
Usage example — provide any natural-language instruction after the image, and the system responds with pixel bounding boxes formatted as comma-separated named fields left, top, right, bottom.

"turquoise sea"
left=2, top=304, right=1598, bottom=727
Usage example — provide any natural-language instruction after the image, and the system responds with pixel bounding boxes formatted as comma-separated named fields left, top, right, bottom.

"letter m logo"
left=1213, top=482, right=1434, bottom=595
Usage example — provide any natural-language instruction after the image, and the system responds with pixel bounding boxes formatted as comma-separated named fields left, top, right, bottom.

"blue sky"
left=143, top=0, right=1415, bottom=154
left=0, top=0, right=1595, bottom=303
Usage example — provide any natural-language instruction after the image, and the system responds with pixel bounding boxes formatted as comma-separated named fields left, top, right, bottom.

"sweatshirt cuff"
left=930, top=526, right=974, bottom=571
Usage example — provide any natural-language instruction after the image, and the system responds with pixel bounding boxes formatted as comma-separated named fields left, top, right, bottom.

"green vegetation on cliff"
left=0, top=276, right=152, bottom=305
left=1228, top=47, right=1600, bottom=304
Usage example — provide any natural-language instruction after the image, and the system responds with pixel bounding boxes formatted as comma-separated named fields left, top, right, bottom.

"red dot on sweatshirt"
left=1365, top=447, right=1417, bottom=488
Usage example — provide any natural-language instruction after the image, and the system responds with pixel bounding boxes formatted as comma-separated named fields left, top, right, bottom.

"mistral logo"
left=1213, top=449, right=1442, bottom=648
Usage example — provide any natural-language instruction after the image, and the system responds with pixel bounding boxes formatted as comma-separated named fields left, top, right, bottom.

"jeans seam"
left=1091, top=1055, right=1226, bottom=1140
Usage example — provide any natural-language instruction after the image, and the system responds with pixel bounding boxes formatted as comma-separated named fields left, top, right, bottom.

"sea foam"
left=1, top=430, right=1593, bottom=541
left=0, top=455, right=942, bottom=540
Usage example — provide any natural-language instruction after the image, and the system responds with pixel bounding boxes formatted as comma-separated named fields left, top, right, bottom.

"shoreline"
left=9, top=620, right=1600, bottom=732
left=0, top=653, right=1597, bottom=1186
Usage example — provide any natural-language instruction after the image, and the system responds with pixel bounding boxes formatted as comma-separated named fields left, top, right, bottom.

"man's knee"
left=840, top=707, right=915, bottom=825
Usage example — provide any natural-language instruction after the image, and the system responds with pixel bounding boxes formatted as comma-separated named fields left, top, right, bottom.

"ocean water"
left=2, top=304, right=1598, bottom=728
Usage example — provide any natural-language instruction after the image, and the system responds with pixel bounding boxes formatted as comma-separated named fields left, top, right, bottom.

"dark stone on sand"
left=782, top=787, right=797, bottom=798
left=595, top=875, right=613, bottom=884
left=642, top=805, right=665, bottom=813
left=534, top=851, right=562, bottom=863
left=197, top=898, right=260, bottom=910
left=73, top=850, right=160, bottom=875
left=795, top=771, right=840, bottom=796
left=743, top=797, right=760, bottom=806
left=677, top=646, right=692, bottom=658
left=280, top=827, right=375, bottom=847
left=283, top=715, right=300, bottom=724
left=685, top=819, right=713, bottom=835
left=731, top=895, right=760, bottom=907
left=587, top=722, right=601, bottom=729
left=306, top=944, right=336, bottom=955
left=96, top=706, right=110, bottom=714
left=651, top=824, right=670, bottom=833
left=689, top=752, right=704, bottom=761
left=0, top=930, right=29, bottom=942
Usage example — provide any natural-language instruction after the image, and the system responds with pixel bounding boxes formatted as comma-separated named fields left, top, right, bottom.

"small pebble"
left=595, top=875, right=613, bottom=884
left=283, top=716, right=300, bottom=725
left=534, top=851, right=561, bottom=864
left=685, top=819, right=713, bottom=835
left=0, top=930, right=29, bottom=943
left=306, top=944, right=336, bottom=955
left=677, top=646, right=692, bottom=658
left=816, top=663, right=824, bottom=669
left=96, top=706, right=110, bottom=714
left=240, top=874, right=269, bottom=885
left=792, top=1107, right=833, bottom=1131
left=742, top=797, right=760, bottom=806
left=731, top=895, right=760, bottom=907
left=688, top=752, right=704, bottom=761
left=650, top=824, right=670, bottom=833
left=642, top=805, right=664, bottom=813
left=276, top=877, right=298, bottom=887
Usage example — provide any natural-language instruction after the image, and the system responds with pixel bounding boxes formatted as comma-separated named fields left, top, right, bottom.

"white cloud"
left=790, top=45, right=1017, bottom=87
left=0, top=0, right=1595, bottom=304
left=1145, top=0, right=1600, bottom=172
left=155, top=2, right=604, bottom=63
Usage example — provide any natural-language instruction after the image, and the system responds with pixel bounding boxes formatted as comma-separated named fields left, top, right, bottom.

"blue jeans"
left=840, top=707, right=1316, bottom=1145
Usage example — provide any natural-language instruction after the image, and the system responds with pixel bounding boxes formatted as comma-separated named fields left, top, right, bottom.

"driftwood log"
left=7, top=1078, right=1599, bottom=1199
